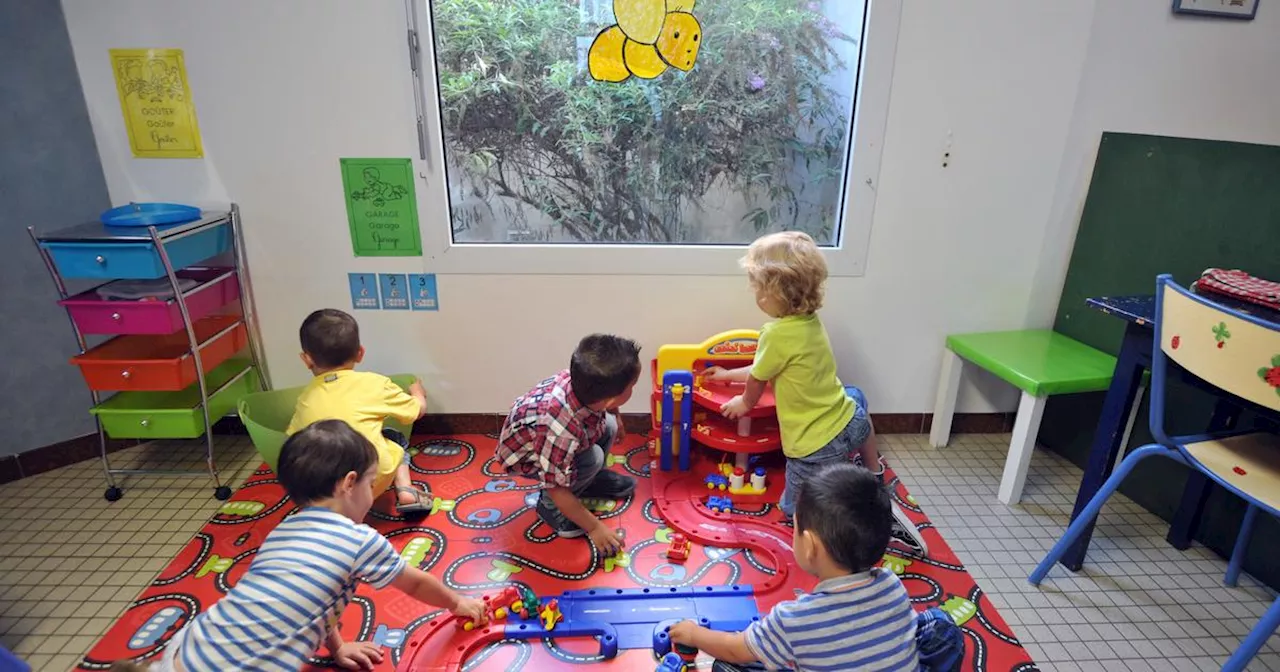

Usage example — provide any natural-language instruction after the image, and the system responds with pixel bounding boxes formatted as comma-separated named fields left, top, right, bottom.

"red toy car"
left=666, top=533, right=691, bottom=563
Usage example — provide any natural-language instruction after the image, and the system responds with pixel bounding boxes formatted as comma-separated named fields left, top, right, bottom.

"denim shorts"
left=779, top=403, right=872, bottom=517
left=382, top=427, right=410, bottom=464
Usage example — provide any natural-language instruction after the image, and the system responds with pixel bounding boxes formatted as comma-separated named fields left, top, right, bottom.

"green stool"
left=930, top=331, right=1117, bottom=504
left=238, top=374, right=417, bottom=473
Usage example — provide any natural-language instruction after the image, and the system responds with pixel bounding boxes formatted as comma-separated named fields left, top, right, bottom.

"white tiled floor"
left=0, top=433, right=1277, bottom=671
left=884, top=433, right=1280, bottom=672
left=0, top=437, right=261, bottom=672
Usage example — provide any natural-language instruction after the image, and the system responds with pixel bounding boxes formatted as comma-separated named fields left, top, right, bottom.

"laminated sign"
left=110, top=48, right=203, bottom=158
left=340, top=158, right=423, bottom=257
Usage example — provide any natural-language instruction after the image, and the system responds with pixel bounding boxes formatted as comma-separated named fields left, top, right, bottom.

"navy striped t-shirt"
left=746, top=569, right=920, bottom=671
left=162, top=507, right=406, bottom=672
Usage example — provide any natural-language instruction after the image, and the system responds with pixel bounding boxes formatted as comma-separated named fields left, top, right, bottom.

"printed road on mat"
left=76, top=434, right=1036, bottom=672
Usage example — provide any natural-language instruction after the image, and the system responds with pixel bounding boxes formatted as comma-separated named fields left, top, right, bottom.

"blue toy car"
left=704, top=474, right=728, bottom=490
left=656, top=652, right=687, bottom=672
left=707, top=495, right=733, bottom=513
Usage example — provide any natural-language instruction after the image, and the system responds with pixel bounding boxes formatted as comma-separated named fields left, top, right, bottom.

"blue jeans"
left=779, top=404, right=873, bottom=517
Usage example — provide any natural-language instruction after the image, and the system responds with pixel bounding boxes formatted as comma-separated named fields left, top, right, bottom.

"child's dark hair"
left=277, top=420, right=377, bottom=505
left=299, top=309, right=361, bottom=369
left=795, top=463, right=892, bottom=572
left=570, top=334, right=642, bottom=406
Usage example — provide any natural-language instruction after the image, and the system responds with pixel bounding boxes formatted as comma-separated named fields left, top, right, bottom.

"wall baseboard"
left=0, top=411, right=1014, bottom=487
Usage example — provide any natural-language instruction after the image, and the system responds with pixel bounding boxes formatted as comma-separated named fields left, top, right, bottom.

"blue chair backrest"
left=1151, top=274, right=1280, bottom=449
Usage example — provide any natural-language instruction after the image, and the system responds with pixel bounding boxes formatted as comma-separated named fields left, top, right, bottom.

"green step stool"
left=930, top=330, right=1119, bottom=504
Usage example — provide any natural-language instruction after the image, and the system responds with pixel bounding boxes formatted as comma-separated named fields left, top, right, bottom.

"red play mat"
left=76, top=434, right=1036, bottom=671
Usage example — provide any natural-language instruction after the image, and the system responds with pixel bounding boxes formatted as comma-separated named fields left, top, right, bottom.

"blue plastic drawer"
left=41, top=226, right=230, bottom=280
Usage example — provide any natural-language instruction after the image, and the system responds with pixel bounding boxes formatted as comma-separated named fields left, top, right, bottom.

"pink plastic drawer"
left=59, top=268, right=240, bottom=336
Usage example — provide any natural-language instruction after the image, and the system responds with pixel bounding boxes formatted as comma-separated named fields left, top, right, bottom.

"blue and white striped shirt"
left=746, top=569, right=920, bottom=671
left=164, top=507, right=405, bottom=672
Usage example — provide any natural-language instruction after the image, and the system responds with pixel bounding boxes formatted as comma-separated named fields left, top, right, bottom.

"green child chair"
left=238, top=374, right=417, bottom=473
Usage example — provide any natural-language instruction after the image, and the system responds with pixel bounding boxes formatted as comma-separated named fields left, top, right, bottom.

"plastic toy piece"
left=1234, top=466, right=1248, bottom=475
left=715, top=462, right=767, bottom=496
left=704, top=474, right=728, bottom=490
left=666, top=533, right=691, bottom=563
left=707, top=495, right=733, bottom=513
left=540, top=598, right=564, bottom=631
left=675, top=642, right=698, bottom=662
left=660, top=371, right=696, bottom=471
left=656, top=652, right=687, bottom=672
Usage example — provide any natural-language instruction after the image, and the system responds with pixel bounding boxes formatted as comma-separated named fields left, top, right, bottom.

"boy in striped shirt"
left=147, top=420, right=487, bottom=672
left=669, top=463, right=921, bottom=671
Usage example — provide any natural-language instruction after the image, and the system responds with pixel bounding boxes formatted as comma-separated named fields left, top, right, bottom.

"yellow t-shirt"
left=286, top=370, right=421, bottom=494
left=750, top=314, right=855, bottom=458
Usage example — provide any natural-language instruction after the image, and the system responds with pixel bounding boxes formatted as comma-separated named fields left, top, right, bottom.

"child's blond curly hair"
left=741, top=231, right=828, bottom=315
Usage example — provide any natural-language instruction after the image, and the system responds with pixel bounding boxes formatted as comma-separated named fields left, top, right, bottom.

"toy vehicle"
left=707, top=495, right=733, bottom=513
left=656, top=652, right=687, bottom=672
left=704, top=474, right=728, bottom=490
left=666, top=533, right=691, bottom=563
left=540, top=598, right=563, bottom=630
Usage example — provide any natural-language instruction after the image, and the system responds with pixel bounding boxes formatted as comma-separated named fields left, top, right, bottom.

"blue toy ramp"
left=556, top=585, right=759, bottom=653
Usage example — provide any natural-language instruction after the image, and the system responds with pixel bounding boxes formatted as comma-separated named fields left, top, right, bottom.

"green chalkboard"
left=1042, top=132, right=1280, bottom=586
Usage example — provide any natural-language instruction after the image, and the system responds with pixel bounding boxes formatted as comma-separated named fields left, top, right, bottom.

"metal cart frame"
left=28, top=204, right=270, bottom=501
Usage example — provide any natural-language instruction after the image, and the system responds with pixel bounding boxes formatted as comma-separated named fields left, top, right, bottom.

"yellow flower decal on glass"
left=588, top=0, right=704, bottom=82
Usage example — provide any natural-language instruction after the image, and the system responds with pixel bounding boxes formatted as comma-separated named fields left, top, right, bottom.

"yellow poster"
left=110, top=48, right=203, bottom=158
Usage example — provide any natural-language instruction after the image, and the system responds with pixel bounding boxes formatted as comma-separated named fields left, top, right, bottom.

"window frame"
left=404, top=0, right=901, bottom=276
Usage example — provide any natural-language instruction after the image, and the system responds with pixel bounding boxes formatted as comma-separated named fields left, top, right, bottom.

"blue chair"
left=1029, top=275, right=1280, bottom=672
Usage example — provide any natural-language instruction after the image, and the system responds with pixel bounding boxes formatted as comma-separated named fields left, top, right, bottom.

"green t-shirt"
left=750, top=314, right=855, bottom=458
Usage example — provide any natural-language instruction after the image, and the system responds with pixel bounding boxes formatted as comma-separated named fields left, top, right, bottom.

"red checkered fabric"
left=1195, top=268, right=1280, bottom=311
left=495, top=369, right=606, bottom=487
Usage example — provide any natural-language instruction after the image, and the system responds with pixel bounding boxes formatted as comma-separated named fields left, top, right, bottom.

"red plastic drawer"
left=72, top=315, right=248, bottom=392
left=59, top=268, right=240, bottom=336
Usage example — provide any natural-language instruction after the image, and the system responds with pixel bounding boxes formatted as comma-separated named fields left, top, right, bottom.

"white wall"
left=59, top=0, right=1101, bottom=414
left=1029, top=2, right=1280, bottom=326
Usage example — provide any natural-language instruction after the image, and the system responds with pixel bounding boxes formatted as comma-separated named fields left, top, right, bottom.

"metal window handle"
left=95, top=255, right=106, bottom=264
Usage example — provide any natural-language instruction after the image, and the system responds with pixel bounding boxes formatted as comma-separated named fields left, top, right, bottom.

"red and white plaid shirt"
left=495, top=370, right=606, bottom=488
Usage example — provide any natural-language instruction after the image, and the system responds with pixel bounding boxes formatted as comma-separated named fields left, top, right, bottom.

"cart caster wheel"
left=104, top=487, right=124, bottom=502
left=214, top=486, right=233, bottom=501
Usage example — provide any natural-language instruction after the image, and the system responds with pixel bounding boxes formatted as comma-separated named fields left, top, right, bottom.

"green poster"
left=340, top=158, right=423, bottom=256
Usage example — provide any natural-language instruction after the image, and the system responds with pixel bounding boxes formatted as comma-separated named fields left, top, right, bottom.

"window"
left=408, top=0, right=900, bottom=275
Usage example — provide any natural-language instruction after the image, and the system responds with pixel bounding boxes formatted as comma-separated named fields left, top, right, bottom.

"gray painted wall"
left=0, top=0, right=110, bottom=455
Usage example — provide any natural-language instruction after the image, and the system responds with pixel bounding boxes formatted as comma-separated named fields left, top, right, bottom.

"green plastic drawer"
left=91, top=359, right=259, bottom=439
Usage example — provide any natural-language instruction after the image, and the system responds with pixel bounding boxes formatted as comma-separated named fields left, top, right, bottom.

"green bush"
left=433, top=0, right=857, bottom=242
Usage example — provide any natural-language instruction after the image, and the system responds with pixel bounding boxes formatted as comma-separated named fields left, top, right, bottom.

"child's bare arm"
left=408, top=380, right=428, bottom=419
left=326, top=628, right=345, bottom=654
left=325, top=628, right=384, bottom=670
left=668, top=621, right=756, bottom=664
left=722, top=375, right=769, bottom=419
left=704, top=366, right=751, bottom=383
left=392, top=566, right=488, bottom=623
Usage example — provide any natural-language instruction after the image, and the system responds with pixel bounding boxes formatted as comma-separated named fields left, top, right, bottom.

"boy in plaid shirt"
left=495, top=334, right=641, bottom=554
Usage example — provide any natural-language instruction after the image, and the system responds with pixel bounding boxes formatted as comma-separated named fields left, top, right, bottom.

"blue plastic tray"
left=101, top=202, right=202, bottom=227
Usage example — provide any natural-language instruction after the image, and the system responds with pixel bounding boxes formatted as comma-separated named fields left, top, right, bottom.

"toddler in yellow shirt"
left=286, top=309, right=431, bottom=514
left=708, top=232, right=928, bottom=555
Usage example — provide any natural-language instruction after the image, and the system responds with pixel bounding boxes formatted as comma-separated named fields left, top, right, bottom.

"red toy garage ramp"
left=76, top=434, right=1036, bottom=672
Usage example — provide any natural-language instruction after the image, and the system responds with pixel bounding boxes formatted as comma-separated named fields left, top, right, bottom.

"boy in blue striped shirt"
left=140, top=420, right=488, bottom=672
left=669, top=463, right=921, bottom=671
